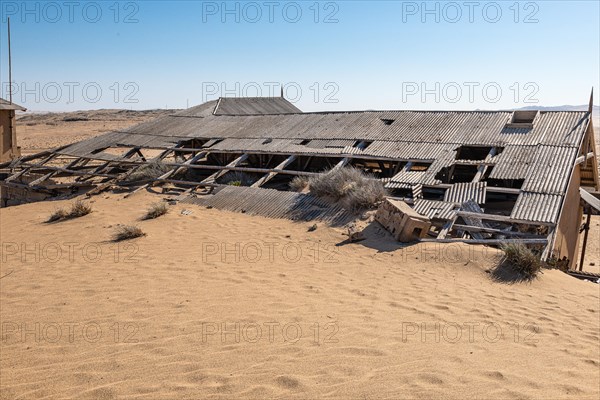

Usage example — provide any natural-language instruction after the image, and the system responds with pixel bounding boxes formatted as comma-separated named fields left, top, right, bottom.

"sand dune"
left=1, top=192, right=598, bottom=399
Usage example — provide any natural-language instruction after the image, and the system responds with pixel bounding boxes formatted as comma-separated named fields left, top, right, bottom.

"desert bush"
left=219, top=172, right=254, bottom=186
left=47, top=208, right=68, bottom=222
left=289, top=176, right=309, bottom=192
left=309, top=167, right=361, bottom=199
left=69, top=200, right=93, bottom=218
left=500, top=243, right=543, bottom=279
left=143, top=202, right=168, bottom=220
left=128, top=162, right=170, bottom=181
left=46, top=200, right=92, bottom=222
left=308, top=167, right=387, bottom=211
left=343, top=177, right=388, bottom=212
left=113, top=225, right=146, bottom=241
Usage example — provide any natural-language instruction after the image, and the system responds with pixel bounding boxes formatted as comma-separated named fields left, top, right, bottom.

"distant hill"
left=517, top=104, right=599, bottom=113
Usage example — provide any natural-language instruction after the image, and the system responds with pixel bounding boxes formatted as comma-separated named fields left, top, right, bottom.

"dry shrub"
left=289, top=176, right=309, bottom=192
left=46, top=200, right=92, bottom=222
left=343, top=178, right=388, bottom=212
left=219, top=172, right=254, bottom=186
left=128, top=162, right=170, bottom=181
left=144, top=202, right=168, bottom=220
left=47, top=208, right=68, bottom=222
left=495, top=243, right=543, bottom=281
left=69, top=200, right=93, bottom=218
left=113, top=225, right=146, bottom=241
left=308, top=167, right=387, bottom=212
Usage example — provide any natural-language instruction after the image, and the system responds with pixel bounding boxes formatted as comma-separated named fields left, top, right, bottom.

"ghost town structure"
left=0, top=98, right=25, bottom=163
left=1, top=95, right=599, bottom=272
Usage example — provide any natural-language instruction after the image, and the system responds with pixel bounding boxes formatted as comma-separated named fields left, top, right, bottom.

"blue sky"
left=0, top=0, right=598, bottom=111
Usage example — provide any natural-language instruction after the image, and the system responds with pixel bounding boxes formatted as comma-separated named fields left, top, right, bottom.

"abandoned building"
left=0, top=98, right=25, bottom=163
left=1, top=95, right=599, bottom=270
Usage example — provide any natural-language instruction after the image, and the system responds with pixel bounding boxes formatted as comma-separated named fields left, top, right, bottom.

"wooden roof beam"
left=251, top=154, right=297, bottom=188
left=201, top=153, right=249, bottom=184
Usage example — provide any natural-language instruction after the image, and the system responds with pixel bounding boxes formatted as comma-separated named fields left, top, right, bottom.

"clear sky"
left=0, top=0, right=598, bottom=111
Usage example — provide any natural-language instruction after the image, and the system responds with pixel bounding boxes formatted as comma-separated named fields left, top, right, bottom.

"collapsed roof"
left=1, top=96, right=598, bottom=266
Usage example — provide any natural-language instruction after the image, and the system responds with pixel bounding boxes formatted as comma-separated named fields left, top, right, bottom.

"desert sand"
left=15, top=110, right=176, bottom=155
left=1, top=110, right=599, bottom=399
left=1, top=191, right=599, bottom=399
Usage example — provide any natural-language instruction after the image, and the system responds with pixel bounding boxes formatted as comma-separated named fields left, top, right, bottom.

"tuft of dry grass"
left=289, top=176, right=309, bottom=192
left=308, top=167, right=387, bottom=212
left=128, top=162, right=170, bottom=181
left=46, top=200, right=92, bottom=223
left=113, top=225, right=146, bottom=241
left=492, top=243, right=544, bottom=282
left=143, top=202, right=168, bottom=220
left=69, top=200, right=93, bottom=218
left=219, top=172, right=254, bottom=187
left=47, top=208, right=69, bottom=222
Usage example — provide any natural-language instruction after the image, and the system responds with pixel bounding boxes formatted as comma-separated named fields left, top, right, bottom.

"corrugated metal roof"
left=113, top=108, right=589, bottom=147
left=488, top=145, right=533, bottom=180
left=213, top=97, right=301, bottom=115
left=521, top=145, right=578, bottom=194
left=389, top=170, right=430, bottom=185
left=47, top=98, right=592, bottom=225
left=384, top=182, right=413, bottom=189
left=510, top=192, right=563, bottom=223
left=444, top=182, right=486, bottom=204
left=182, top=186, right=353, bottom=226
left=413, top=199, right=457, bottom=220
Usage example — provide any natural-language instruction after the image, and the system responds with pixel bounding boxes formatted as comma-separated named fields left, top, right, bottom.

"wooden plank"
left=11, top=154, right=322, bottom=178
left=456, top=211, right=555, bottom=226
left=472, top=147, right=497, bottom=182
left=76, top=147, right=141, bottom=182
left=251, top=155, right=296, bottom=188
left=201, top=154, right=249, bottom=184
left=419, top=238, right=548, bottom=245
left=16, top=164, right=117, bottom=179
left=0, top=145, right=70, bottom=169
left=91, top=147, right=179, bottom=197
left=459, top=200, right=486, bottom=240
left=29, top=148, right=521, bottom=198
left=574, top=152, right=595, bottom=165
left=437, top=217, right=456, bottom=239
left=0, top=152, right=49, bottom=169
left=158, top=150, right=209, bottom=180
left=166, top=164, right=319, bottom=176
left=128, top=150, right=210, bottom=196
left=125, top=144, right=407, bottom=163
left=451, top=224, right=544, bottom=238
left=332, top=141, right=368, bottom=170
left=0, top=180, right=54, bottom=193
left=131, top=178, right=221, bottom=188
left=5, top=153, right=56, bottom=183
left=580, top=187, right=600, bottom=212
left=28, top=157, right=84, bottom=187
